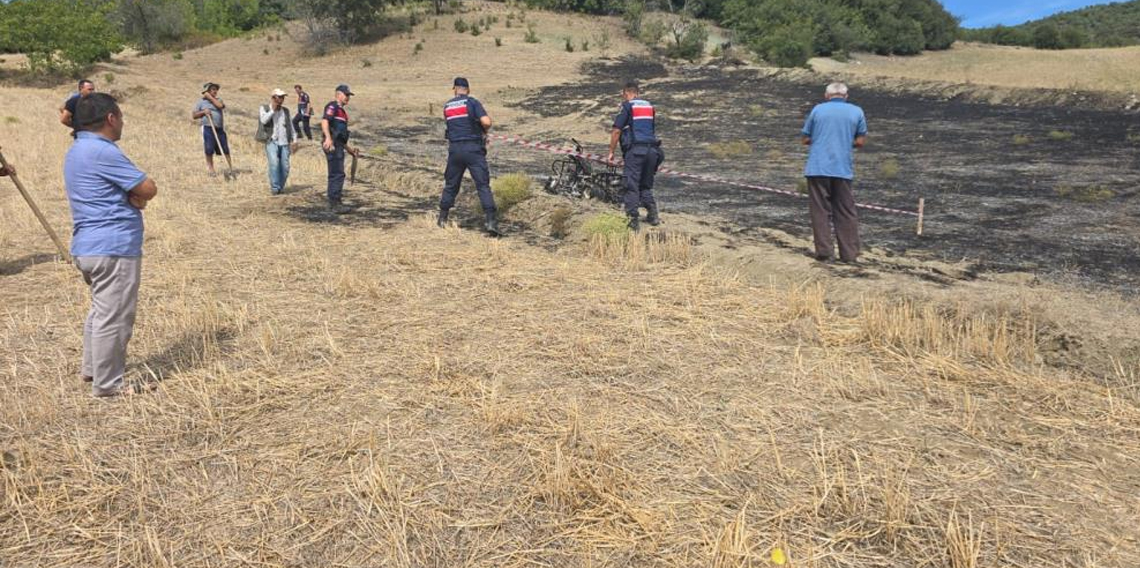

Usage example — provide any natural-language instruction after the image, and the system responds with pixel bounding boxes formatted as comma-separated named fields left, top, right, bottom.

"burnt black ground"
left=378, top=56, right=1140, bottom=291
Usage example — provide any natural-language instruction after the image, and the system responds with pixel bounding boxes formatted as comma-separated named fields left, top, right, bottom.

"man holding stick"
left=65, top=93, right=158, bottom=398
left=192, top=82, right=230, bottom=176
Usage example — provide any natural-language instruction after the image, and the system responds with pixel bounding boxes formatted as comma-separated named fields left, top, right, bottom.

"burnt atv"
left=543, top=138, right=623, bottom=203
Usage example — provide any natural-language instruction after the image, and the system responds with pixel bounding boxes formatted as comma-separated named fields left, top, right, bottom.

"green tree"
left=1032, top=23, right=1062, bottom=49
left=118, top=0, right=196, bottom=53
left=0, top=0, right=123, bottom=73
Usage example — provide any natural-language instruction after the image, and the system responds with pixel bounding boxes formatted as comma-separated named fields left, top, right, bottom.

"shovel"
left=349, top=150, right=358, bottom=185
left=0, top=147, right=71, bottom=263
left=205, top=113, right=235, bottom=180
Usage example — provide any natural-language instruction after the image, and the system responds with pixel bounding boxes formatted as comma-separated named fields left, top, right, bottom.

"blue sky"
left=947, top=0, right=1125, bottom=28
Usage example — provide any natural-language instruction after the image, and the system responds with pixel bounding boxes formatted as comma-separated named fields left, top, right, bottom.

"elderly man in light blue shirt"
left=802, top=82, right=868, bottom=263
left=64, top=93, right=158, bottom=398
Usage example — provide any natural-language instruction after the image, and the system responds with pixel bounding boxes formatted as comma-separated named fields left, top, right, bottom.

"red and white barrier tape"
left=488, top=133, right=921, bottom=218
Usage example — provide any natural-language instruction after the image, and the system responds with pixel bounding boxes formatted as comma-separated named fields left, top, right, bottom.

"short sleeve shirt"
left=194, top=98, right=224, bottom=129
left=63, top=132, right=148, bottom=257
left=612, top=99, right=656, bottom=146
left=297, top=91, right=311, bottom=113
left=444, top=95, right=488, bottom=142
left=801, top=99, right=867, bottom=180
left=323, top=101, right=350, bottom=142
left=64, top=94, right=81, bottom=134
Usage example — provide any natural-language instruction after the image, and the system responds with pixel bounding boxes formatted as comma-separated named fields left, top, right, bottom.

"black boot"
left=484, top=210, right=502, bottom=236
left=645, top=204, right=661, bottom=226
left=437, top=209, right=449, bottom=228
left=627, top=213, right=640, bottom=232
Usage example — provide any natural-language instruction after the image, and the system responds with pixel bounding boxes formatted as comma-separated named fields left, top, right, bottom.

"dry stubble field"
left=2, top=5, right=1140, bottom=567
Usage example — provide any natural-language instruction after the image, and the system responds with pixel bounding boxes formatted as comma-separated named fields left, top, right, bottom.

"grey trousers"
left=807, top=176, right=861, bottom=262
left=75, top=256, right=141, bottom=396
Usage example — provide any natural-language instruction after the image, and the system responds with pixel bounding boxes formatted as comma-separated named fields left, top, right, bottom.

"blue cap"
left=336, top=84, right=354, bottom=96
left=453, top=77, right=469, bottom=89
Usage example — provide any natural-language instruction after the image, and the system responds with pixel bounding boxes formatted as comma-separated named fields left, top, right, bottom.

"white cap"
left=271, top=88, right=287, bottom=97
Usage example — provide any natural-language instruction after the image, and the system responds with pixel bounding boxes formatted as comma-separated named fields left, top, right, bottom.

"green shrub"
left=103, top=72, right=115, bottom=85
left=667, top=21, right=708, bottom=61
left=173, top=52, right=184, bottom=60
left=361, top=57, right=372, bottom=67
left=495, top=37, right=503, bottom=46
left=491, top=173, right=534, bottom=213
left=368, top=145, right=388, bottom=157
left=549, top=205, right=573, bottom=238
left=5, top=117, right=19, bottom=124
left=564, top=36, right=574, bottom=52
left=639, top=19, right=667, bottom=46
left=748, top=104, right=766, bottom=118
left=1047, top=130, right=1074, bottom=142
left=757, top=25, right=813, bottom=68
left=454, top=18, right=468, bottom=33
left=1012, top=134, right=1031, bottom=146
left=1055, top=184, right=1114, bottom=202
left=580, top=39, right=589, bottom=51
left=878, top=157, right=900, bottom=179
left=471, top=26, right=482, bottom=36
left=583, top=212, right=630, bottom=239
left=524, top=23, right=540, bottom=43
left=708, top=140, right=753, bottom=159
left=1, top=0, right=124, bottom=73
left=414, top=41, right=424, bottom=54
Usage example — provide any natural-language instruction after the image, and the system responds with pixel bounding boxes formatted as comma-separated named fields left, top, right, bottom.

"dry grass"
left=811, top=41, right=1140, bottom=93
left=2, top=8, right=1140, bottom=568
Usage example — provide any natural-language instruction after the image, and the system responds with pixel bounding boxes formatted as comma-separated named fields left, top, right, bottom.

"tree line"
left=0, top=0, right=391, bottom=73
left=523, top=0, right=958, bottom=67
left=959, top=1, right=1140, bottom=50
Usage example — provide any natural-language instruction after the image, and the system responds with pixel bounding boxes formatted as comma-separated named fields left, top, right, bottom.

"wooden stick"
left=916, top=197, right=925, bottom=236
left=0, top=147, right=71, bottom=263
left=205, top=114, right=235, bottom=177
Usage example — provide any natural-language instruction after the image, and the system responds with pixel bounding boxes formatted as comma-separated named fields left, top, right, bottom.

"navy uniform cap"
left=453, top=77, right=470, bottom=88
left=336, top=84, right=355, bottom=96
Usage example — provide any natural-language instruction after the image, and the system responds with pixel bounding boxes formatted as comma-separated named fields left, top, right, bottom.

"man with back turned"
left=801, top=82, right=868, bottom=263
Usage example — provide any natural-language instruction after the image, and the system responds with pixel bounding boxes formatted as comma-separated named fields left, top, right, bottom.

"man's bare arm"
left=853, top=135, right=866, bottom=149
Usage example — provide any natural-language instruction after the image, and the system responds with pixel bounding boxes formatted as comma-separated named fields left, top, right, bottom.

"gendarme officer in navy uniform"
left=320, top=84, right=360, bottom=212
left=438, top=77, right=499, bottom=236
left=608, top=80, right=664, bottom=231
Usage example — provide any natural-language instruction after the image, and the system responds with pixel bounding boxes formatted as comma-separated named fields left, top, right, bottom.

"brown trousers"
left=807, top=176, right=860, bottom=262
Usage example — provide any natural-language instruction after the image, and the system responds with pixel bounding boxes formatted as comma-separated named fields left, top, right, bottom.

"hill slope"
left=963, top=0, right=1140, bottom=48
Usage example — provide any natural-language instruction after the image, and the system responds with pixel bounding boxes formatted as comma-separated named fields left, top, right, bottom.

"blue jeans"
left=265, top=142, right=291, bottom=194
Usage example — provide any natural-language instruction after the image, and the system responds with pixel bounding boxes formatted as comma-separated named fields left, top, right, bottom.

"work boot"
left=627, top=214, right=640, bottom=232
left=437, top=209, right=449, bottom=228
left=645, top=204, right=661, bottom=226
left=484, top=210, right=502, bottom=236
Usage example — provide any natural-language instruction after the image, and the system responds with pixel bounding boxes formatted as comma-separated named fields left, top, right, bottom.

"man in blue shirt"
left=801, top=82, right=867, bottom=263
left=64, top=93, right=158, bottom=398
left=59, top=79, right=95, bottom=136
left=192, top=82, right=229, bottom=176
left=608, top=80, right=663, bottom=231
left=438, top=77, right=499, bottom=235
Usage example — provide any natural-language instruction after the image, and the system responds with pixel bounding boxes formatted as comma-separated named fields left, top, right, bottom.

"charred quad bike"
left=543, top=138, right=623, bottom=203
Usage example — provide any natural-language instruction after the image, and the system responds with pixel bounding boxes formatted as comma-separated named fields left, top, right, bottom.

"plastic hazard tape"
left=487, top=133, right=925, bottom=226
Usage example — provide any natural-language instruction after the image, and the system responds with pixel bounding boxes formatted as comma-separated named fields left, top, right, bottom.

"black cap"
left=453, top=77, right=469, bottom=89
left=336, top=84, right=355, bottom=96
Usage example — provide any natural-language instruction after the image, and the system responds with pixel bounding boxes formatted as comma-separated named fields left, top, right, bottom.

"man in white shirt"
left=259, top=88, right=295, bottom=195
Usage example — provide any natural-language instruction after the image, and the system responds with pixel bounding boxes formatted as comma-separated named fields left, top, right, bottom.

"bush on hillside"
left=0, top=0, right=123, bottom=73
left=666, top=19, right=707, bottom=60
